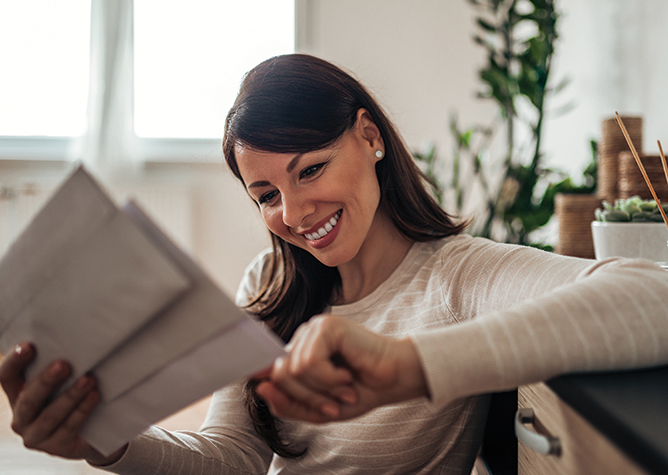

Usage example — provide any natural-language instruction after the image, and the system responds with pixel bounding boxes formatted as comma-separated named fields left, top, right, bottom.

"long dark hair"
left=223, top=54, right=466, bottom=458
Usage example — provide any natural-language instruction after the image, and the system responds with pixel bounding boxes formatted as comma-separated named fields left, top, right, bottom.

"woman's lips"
left=304, top=210, right=342, bottom=241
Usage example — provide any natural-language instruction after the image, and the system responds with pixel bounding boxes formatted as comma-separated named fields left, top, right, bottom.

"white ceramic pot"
left=590, top=221, right=668, bottom=262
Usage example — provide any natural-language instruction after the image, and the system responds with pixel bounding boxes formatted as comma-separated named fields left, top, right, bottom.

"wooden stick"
left=615, top=112, right=668, bottom=229
left=658, top=140, right=668, bottom=188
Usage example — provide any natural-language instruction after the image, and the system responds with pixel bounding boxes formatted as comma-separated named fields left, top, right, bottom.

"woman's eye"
left=300, top=163, right=325, bottom=179
left=259, top=190, right=278, bottom=204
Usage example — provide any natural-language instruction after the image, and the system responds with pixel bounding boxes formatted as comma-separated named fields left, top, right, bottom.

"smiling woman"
left=222, top=53, right=472, bottom=463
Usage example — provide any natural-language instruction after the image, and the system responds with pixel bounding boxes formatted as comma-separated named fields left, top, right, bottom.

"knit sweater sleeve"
left=99, top=383, right=274, bottom=474
left=410, top=237, right=668, bottom=409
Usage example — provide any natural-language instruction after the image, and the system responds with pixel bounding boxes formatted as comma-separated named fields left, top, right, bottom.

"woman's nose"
left=281, top=192, right=314, bottom=228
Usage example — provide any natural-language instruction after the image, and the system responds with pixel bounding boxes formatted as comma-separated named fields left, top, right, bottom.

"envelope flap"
left=0, top=167, right=117, bottom=331
left=81, top=317, right=285, bottom=456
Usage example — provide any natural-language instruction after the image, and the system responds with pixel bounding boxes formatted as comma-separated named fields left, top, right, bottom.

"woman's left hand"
left=0, top=342, right=126, bottom=466
left=256, top=315, right=429, bottom=422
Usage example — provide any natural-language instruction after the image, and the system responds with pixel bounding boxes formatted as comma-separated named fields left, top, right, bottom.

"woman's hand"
left=256, top=315, right=429, bottom=422
left=0, top=342, right=125, bottom=466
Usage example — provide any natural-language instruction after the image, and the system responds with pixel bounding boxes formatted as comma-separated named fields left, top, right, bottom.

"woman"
left=2, top=54, right=667, bottom=474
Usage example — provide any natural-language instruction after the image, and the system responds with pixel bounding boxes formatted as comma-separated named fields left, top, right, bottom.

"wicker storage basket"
left=597, top=116, right=643, bottom=202
left=555, top=193, right=602, bottom=259
left=618, top=152, right=668, bottom=201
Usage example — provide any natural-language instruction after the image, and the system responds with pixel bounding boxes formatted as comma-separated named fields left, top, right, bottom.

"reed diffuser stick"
left=658, top=140, right=668, bottom=188
left=615, top=112, right=668, bottom=229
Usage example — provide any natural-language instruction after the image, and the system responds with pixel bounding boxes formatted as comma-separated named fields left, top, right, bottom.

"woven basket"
left=618, top=152, right=668, bottom=201
left=597, top=116, right=643, bottom=202
left=555, top=193, right=602, bottom=259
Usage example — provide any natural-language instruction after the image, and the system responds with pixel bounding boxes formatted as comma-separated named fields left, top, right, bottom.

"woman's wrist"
left=394, top=337, right=430, bottom=402
left=85, top=444, right=128, bottom=467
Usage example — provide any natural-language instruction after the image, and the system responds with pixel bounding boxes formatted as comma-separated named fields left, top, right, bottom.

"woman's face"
left=235, top=111, right=384, bottom=268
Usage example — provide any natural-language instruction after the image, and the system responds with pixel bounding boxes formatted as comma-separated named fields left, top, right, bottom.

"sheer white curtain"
left=69, top=0, right=138, bottom=175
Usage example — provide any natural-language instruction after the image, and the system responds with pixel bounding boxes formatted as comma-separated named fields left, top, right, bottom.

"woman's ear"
left=355, top=109, right=384, bottom=160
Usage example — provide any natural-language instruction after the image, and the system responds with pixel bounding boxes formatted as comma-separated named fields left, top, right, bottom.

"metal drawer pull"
left=515, top=408, right=562, bottom=456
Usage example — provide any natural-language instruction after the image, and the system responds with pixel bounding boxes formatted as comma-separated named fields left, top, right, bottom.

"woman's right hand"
left=0, top=342, right=125, bottom=466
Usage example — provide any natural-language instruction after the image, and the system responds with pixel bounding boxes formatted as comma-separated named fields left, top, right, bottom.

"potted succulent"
left=591, top=196, right=668, bottom=263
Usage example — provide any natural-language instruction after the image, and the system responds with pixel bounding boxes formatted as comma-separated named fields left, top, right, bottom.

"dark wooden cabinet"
left=518, top=383, right=646, bottom=474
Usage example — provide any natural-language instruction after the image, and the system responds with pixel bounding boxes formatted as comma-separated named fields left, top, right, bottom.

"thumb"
left=0, top=343, right=35, bottom=405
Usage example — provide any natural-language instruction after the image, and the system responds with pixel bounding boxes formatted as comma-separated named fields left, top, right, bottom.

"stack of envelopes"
left=0, top=166, right=284, bottom=456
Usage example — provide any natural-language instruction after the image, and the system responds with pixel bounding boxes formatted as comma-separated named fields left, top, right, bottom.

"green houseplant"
left=595, top=196, right=668, bottom=223
left=415, top=0, right=595, bottom=250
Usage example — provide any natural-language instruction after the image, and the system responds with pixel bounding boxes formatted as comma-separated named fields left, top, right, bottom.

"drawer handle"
left=515, top=408, right=561, bottom=456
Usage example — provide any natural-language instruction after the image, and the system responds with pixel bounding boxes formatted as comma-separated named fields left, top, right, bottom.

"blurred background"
left=0, top=0, right=667, bottom=472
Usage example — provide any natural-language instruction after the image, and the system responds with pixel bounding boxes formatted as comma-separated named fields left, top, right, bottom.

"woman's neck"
left=334, top=213, right=413, bottom=305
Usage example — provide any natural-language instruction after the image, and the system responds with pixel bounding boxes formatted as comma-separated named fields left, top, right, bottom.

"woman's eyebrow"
left=286, top=153, right=304, bottom=173
left=248, top=180, right=270, bottom=189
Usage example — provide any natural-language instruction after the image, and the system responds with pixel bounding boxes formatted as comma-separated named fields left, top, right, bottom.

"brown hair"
left=223, top=54, right=466, bottom=457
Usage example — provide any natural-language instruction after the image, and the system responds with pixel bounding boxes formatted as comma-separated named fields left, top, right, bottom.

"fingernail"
left=340, top=389, right=357, bottom=406
left=49, top=361, right=65, bottom=377
left=14, top=343, right=31, bottom=356
left=275, top=356, right=287, bottom=368
left=321, top=402, right=340, bottom=418
left=76, top=376, right=92, bottom=390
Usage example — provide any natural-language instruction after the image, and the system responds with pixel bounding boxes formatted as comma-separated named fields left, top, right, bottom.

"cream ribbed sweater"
left=102, top=235, right=668, bottom=474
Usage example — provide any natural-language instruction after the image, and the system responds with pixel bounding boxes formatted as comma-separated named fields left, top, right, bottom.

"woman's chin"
left=312, top=253, right=345, bottom=268
left=311, top=247, right=359, bottom=268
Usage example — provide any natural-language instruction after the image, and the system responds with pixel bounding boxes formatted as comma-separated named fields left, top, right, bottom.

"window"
left=0, top=0, right=295, bottom=162
left=135, top=0, right=294, bottom=139
left=0, top=0, right=91, bottom=137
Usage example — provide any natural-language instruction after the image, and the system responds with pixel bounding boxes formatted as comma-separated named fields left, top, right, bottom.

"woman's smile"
left=303, top=210, right=342, bottom=244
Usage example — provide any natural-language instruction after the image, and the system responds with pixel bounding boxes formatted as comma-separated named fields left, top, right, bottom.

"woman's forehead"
left=234, top=133, right=348, bottom=162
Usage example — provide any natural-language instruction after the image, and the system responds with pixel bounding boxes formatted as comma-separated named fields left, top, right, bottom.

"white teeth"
left=304, top=211, right=341, bottom=241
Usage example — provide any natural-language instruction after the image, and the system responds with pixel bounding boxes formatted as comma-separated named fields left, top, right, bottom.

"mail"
left=0, top=166, right=284, bottom=456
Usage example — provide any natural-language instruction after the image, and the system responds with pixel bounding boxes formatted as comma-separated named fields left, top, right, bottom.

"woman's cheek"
left=262, top=208, right=279, bottom=232
left=263, top=207, right=290, bottom=238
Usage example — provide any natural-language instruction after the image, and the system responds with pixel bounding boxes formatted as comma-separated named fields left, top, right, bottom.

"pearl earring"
left=375, top=150, right=384, bottom=159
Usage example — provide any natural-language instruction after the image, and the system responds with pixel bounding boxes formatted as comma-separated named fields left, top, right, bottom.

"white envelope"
left=0, top=168, right=192, bottom=390
left=91, top=201, right=256, bottom=403
left=0, top=166, right=285, bottom=456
